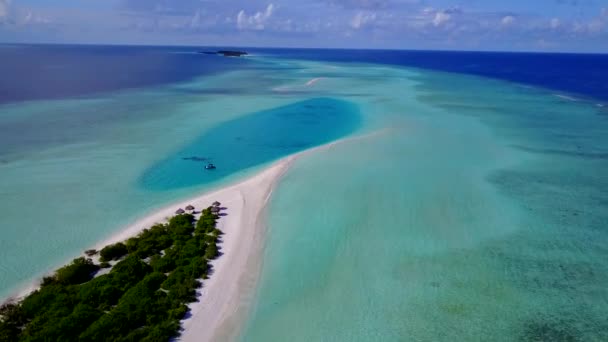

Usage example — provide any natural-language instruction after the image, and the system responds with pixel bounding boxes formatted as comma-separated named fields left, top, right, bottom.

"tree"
left=55, top=257, right=99, bottom=285
left=99, top=242, right=128, bottom=262
left=204, top=244, right=219, bottom=260
left=0, top=303, right=24, bottom=341
left=3, top=206, right=223, bottom=341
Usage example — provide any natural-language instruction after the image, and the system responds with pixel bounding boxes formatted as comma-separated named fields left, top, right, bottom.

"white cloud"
left=22, top=11, right=51, bottom=25
left=432, top=11, right=450, bottom=27
left=501, top=15, right=515, bottom=26
left=550, top=17, right=560, bottom=29
left=350, top=11, right=376, bottom=29
left=0, top=0, right=12, bottom=23
left=587, top=19, right=604, bottom=33
left=190, top=10, right=200, bottom=28
left=1, top=1, right=52, bottom=26
left=236, top=4, right=274, bottom=30
left=569, top=8, right=608, bottom=35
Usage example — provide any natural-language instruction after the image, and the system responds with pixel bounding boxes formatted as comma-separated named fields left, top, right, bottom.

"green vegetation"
left=0, top=207, right=223, bottom=342
left=84, top=249, right=97, bottom=257
left=99, top=243, right=128, bottom=262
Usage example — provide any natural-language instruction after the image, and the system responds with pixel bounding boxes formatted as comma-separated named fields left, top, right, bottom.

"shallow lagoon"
left=0, top=51, right=607, bottom=341
left=242, top=63, right=608, bottom=341
left=0, top=59, right=358, bottom=299
left=140, top=97, right=360, bottom=190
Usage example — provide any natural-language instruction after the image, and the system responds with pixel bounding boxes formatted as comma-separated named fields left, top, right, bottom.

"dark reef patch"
left=521, top=318, right=581, bottom=342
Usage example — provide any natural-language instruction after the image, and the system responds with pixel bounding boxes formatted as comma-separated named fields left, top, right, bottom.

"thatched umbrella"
left=185, top=205, right=195, bottom=212
left=175, top=208, right=185, bottom=215
left=210, top=206, right=220, bottom=213
left=212, top=201, right=221, bottom=207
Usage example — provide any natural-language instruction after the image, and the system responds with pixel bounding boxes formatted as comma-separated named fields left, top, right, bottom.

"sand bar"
left=177, top=156, right=295, bottom=341
left=7, top=130, right=379, bottom=341
left=6, top=154, right=295, bottom=342
left=93, top=155, right=296, bottom=342
left=177, top=132, right=383, bottom=341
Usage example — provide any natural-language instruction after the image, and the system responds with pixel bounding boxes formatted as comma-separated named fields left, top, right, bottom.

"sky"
left=0, top=0, right=607, bottom=52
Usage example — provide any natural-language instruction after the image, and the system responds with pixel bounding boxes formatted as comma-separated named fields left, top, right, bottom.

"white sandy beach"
left=177, top=156, right=295, bottom=342
left=90, top=155, right=296, bottom=342
left=4, top=153, right=295, bottom=341
left=104, top=133, right=379, bottom=341
left=7, top=128, right=382, bottom=341
left=176, top=131, right=384, bottom=341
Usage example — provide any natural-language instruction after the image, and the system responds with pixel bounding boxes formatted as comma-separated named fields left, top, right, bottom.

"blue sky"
left=0, top=0, right=607, bottom=52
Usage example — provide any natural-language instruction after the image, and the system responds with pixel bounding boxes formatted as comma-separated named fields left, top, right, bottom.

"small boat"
left=205, top=163, right=216, bottom=170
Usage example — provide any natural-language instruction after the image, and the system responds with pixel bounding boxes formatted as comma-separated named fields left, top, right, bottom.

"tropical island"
left=0, top=203, right=225, bottom=341
left=198, top=50, right=248, bottom=57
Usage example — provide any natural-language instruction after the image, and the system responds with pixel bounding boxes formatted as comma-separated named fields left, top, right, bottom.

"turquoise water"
left=1, top=52, right=607, bottom=341
left=0, top=61, right=359, bottom=299
left=242, top=64, right=608, bottom=340
left=140, top=98, right=360, bottom=190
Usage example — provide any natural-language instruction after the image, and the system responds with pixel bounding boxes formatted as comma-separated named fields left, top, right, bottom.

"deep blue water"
left=140, top=97, right=361, bottom=190
left=0, top=44, right=253, bottom=104
left=255, top=48, right=608, bottom=102
left=2, top=45, right=607, bottom=105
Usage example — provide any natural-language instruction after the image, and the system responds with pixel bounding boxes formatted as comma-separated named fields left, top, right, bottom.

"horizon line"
left=1, top=41, right=608, bottom=56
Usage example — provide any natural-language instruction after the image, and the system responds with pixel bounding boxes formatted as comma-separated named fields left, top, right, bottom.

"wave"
left=553, top=94, right=579, bottom=102
left=305, top=77, right=324, bottom=86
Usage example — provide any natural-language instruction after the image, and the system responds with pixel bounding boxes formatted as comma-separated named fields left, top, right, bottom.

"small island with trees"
left=198, top=50, right=248, bottom=57
left=0, top=203, right=225, bottom=341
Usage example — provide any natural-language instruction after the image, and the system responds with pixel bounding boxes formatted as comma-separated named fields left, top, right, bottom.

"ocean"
left=1, top=45, right=607, bottom=340
left=256, top=48, right=608, bottom=102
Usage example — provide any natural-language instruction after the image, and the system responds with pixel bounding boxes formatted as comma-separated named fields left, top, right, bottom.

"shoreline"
left=2, top=156, right=295, bottom=336
left=179, top=130, right=385, bottom=341
left=177, top=155, right=296, bottom=341
left=4, top=161, right=289, bottom=303
left=5, top=154, right=298, bottom=340
left=4, top=130, right=382, bottom=341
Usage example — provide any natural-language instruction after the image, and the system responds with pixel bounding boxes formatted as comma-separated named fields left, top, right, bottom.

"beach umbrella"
left=175, top=208, right=185, bottom=214
left=210, top=207, right=220, bottom=213
left=185, top=205, right=195, bottom=211
left=212, top=201, right=221, bottom=207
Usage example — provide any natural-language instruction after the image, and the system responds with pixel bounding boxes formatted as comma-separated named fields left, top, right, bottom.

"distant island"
left=0, top=204, right=225, bottom=341
left=199, top=50, right=248, bottom=57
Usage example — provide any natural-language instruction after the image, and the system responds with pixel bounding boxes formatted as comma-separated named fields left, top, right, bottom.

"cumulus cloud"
left=432, top=11, right=450, bottom=26
left=331, top=0, right=389, bottom=10
left=587, top=20, right=604, bottom=33
left=236, top=4, right=274, bottom=30
left=22, top=11, right=51, bottom=25
left=350, top=11, right=376, bottom=29
left=429, top=7, right=461, bottom=27
left=569, top=7, right=608, bottom=34
left=501, top=15, right=515, bottom=26
left=120, top=0, right=203, bottom=15
left=2, top=0, right=608, bottom=52
left=0, top=0, right=12, bottom=23
left=190, top=10, right=202, bottom=28
left=0, top=1, right=53, bottom=27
